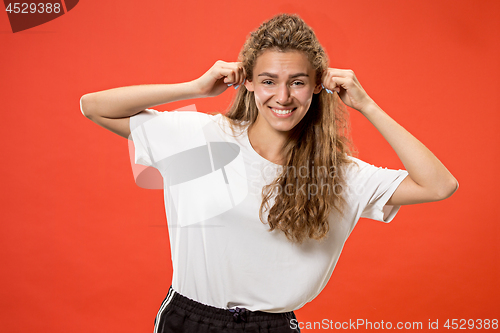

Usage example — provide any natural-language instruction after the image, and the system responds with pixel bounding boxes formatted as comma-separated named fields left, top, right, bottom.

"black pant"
left=154, top=286, right=301, bottom=333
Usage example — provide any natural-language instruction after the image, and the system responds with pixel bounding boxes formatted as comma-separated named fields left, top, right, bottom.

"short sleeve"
left=345, top=157, right=409, bottom=223
left=129, top=108, right=162, bottom=167
left=129, top=109, right=215, bottom=168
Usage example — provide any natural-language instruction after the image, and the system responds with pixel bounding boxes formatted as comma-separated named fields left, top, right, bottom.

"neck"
left=247, top=115, right=288, bottom=165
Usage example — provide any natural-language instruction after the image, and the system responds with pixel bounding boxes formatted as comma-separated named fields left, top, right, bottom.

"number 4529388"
left=6, top=2, right=62, bottom=14
left=443, top=319, right=498, bottom=330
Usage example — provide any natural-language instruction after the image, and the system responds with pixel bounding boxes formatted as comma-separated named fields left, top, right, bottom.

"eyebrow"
left=257, top=72, right=309, bottom=79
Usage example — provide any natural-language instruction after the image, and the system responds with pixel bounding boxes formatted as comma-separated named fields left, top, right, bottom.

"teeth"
left=271, top=108, right=294, bottom=115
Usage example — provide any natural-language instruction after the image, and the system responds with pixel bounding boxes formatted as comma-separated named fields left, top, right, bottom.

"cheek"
left=254, top=88, right=274, bottom=105
left=294, top=89, right=314, bottom=104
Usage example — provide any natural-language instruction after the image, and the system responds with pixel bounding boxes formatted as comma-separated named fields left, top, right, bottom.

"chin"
left=270, top=122, right=297, bottom=133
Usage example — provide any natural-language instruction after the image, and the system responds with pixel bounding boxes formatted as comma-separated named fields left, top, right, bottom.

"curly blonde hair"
left=223, top=13, right=354, bottom=243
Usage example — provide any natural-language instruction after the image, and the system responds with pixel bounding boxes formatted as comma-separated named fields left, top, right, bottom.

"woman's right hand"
left=81, top=60, right=246, bottom=139
left=192, top=61, right=246, bottom=98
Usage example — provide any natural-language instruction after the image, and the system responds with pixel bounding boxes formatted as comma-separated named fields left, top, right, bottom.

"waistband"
left=166, top=286, right=295, bottom=325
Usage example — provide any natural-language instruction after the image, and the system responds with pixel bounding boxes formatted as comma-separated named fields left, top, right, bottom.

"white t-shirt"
left=129, top=109, right=409, bottom=313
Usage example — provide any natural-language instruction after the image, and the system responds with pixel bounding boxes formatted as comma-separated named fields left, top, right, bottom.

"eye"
left=291, top=81, right=305, bottom=86
left=262, top=80, right=274, bottom=85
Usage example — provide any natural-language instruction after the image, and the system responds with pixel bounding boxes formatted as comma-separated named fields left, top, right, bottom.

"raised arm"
left=80, top=60, right=246, bottom=139
left=322, top=69, right=458, bottom=205
left=80, top=83, right=200, bottom=138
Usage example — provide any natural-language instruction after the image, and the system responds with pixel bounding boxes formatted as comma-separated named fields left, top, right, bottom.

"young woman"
left=81, top=13, right=458, bottom=333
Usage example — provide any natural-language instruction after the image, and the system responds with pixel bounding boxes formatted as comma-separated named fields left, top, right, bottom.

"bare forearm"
left=80, top=81, right=202, bottom=119
left=322, top=68, right=457, bottom=203
left=361, top=102, right=458, bottom=198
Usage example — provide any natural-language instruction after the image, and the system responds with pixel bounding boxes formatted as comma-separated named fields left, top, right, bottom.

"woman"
left=81, top=13, right=457, bottom=333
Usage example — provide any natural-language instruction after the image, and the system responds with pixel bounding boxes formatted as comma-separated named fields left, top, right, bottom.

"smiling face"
left=244, top=49, right=322, bottom=135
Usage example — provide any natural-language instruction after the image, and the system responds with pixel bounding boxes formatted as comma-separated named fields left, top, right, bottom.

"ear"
left=313, top=83, right=322, bottom=94
left=244, top=78, right=255, bottom=92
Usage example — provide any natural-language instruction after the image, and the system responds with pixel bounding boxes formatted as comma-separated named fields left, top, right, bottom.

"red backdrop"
left=1, top=0, right=498, bottom=332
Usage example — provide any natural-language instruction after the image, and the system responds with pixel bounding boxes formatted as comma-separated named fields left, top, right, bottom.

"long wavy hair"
left=222, top=13, right=354, bottom=243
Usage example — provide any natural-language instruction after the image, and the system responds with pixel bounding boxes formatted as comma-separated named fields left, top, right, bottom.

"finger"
left=326, top=76, right=351, bottom=93
left=220, top=67, right=236, bottom=84
left=241, top=64, right=247, bottom=84
left=230, top=65, right=240, bottom=85
left=321, top=69, right=328, bottom=84
left=237, top=66, right=245, bottom=85
left=222, top=64, right=244, bottom=85
left=322, top=67, right=356, bottom=76
left=322, top=69, right=340, bottom=93
left=223, top=64, right=244, bottom=88
left=321, top=70, right=337, bottom=93
left=235, top=66, right=247, bottom=89
left=321, top=83, right=333, bottom=94
left=233, top=66, right=242, bottom=88
left=329, top=69, right=359, bottom=89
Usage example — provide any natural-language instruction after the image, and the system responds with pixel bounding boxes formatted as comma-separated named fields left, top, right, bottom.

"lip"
left=269, top=107, right=296, bottom=118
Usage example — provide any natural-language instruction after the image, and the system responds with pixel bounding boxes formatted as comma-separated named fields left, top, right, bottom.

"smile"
left=270, top=107, right=296, bottom=115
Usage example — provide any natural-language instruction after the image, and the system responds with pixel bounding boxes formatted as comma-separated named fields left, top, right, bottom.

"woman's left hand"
left=321, top=68, right=374, bottom=113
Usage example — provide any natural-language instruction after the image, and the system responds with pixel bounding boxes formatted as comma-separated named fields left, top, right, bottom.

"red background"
left=1, top=0, right=498, bottom=331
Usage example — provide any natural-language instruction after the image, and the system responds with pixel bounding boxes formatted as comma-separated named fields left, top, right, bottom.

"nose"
left=276, top=83, right=292, bottom=105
